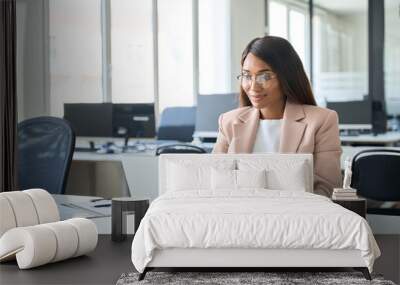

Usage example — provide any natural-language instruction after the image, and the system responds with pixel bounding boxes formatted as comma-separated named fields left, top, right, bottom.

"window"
left=198, top=0, right=231, bottom=95
left=49, top=0, right=103, bottom=117
left=312, top=0, right=368, bottom=104
left=289, top=9, right=306, bottom=66
left=269, top=1, right=288, bottom=39
left=110, top=0, right=155, bottom=104
left=384, top=0, right=400, bottom=117
left=157, top=0, right=195, bottom=113
left=268, top=0, right=309, bottom=75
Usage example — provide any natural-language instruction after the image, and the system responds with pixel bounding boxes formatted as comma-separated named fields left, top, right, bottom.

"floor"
left=1, top=235, right=398, bottom=285
left=0, top=235, right=134, bottom=285
left=373, top=235, right=400, bottom=284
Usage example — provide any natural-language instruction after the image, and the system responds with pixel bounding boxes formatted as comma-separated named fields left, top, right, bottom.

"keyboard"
left=74, top=147, right=98, bottom=152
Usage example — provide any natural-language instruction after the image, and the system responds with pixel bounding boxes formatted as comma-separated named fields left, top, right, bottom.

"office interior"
left=2, top=0, right=400, bottom=283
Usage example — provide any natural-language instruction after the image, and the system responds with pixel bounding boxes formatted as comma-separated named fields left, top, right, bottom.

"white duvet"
left=131, top=190, right=380, bottom=273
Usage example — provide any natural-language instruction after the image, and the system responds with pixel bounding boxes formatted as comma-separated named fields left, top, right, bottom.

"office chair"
left=17, top=116, right=75, bottom=194
left=155, top=144, right=206, bottom=156
left=157, top=107, right=196, bottom=142
left=351, top=149, right=400, bottom=215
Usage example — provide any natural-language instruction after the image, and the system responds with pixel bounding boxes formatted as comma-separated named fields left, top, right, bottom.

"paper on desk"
left=58, top=201, right=111, bottom=220
left=58, top=204, right=103, bottom=220
left=70, top=200, right=111, bottom=216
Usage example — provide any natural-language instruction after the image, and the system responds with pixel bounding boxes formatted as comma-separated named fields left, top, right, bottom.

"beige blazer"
left=212, top=101, right=342, bottom=197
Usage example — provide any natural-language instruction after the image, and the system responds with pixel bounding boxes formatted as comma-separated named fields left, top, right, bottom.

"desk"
left=195, top=130, right=400, bottom=146
left=73, top=146, right=400, bottom=201
left=73, top=151, right=159, bottom=201
left=72, top=138, right=400, bottom=201
left=53, top=194, right=112, bottom=234
left=340, top=131, right=400, bottom=146
left=72, top=137, right=214, bottom=201
left=341, top=146, right=400, bottom=167
left=0, top=235, right=133, bottom=285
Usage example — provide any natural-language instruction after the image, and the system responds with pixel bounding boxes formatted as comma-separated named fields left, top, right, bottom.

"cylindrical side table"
left=111, top=197, right=149, bottom=242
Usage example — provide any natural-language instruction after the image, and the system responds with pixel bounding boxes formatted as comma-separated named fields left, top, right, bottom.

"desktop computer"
left=112, top=104, right=156, bottom=138
left=326, top=99, right=372, bottom=135
left=64, top=103, right=156, bottom=152
left=64, top=103, right=113, bottom=137
left=194, top=93, right=239, bottom=142
left=64, top=103, right=156, bottom=139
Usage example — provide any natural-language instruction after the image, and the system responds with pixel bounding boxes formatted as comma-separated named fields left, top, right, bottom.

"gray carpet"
left=117, top=271, right=397, bottom=285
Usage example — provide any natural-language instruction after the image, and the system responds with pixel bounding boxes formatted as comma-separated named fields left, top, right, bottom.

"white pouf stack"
left=0, top=189, right=98, bottom=269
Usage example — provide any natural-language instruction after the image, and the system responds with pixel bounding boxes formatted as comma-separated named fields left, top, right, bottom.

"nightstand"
left=112, top=197, right=150, bottom=242
left=332, top=197, right=367, bottom=218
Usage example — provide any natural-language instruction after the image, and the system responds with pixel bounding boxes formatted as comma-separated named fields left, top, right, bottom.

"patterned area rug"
left=116, top=271, right=396, bottom=285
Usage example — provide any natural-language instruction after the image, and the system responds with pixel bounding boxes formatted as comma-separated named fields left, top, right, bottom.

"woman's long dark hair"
left=239, top=36, right=316, bottom=107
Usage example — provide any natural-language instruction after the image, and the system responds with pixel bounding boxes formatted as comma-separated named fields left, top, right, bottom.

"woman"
left=213, top=36, right=342, bottom=197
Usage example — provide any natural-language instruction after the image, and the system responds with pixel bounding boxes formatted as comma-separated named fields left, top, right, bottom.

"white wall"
left=16, top=0, right=48, bottom=121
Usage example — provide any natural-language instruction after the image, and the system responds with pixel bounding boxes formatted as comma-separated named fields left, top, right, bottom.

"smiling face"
left=241, top=52, right=285, bottom=112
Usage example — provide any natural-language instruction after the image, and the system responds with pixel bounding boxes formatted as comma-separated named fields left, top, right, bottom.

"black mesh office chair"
left=155, top=144, right=206, bottom=156
left=18, top=116, right=75, bottom=194
left=351, top=149, right=400, bottom=215
left=157, top=107, right=196, bottom=142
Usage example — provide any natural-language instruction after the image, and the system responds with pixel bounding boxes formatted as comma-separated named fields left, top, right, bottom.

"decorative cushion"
left=166, top=159, right=235, bottom=191
left=0, top=218, right=98, bottom=269
left=0, top=196, right=17, bottom=237
left=236, top=169, right=267, bottom=189
left=210, top=168, right=236, bottom=190
left=24, top=189, right=60, bottom=224
left=0, top=189, right=60, bottom=237
left=0, top=191, right=39, bottom=227
left=237, top=159, right=309, bottom=192
left=211, top=168, right=267, bottom=190
left=0, top=189, right=98, bottom=269
left=42, top=221, right=79, bottom=262
left=266, top=163, right=307, bottom=191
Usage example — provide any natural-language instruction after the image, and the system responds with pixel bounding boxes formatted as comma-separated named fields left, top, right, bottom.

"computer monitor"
left=386, top=97, right=400, bottom=117
left=64, top=103, right=113, bottom=137
left=112, top=103, right=156, bottom=138
left=194, top=93, right=239, bottom=140
left=326, top=99, right=372, bottom=130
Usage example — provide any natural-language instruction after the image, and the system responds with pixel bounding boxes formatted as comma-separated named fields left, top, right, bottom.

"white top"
left=252, top=119, right=282, bottom=153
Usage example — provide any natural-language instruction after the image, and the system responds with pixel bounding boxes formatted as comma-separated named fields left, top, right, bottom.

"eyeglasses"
left=237, top=71, right=275, bottom=88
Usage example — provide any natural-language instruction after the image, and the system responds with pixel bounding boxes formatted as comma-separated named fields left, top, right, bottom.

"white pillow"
left=236, top=169, right=267, bottom=189
left=211, top=168, right=236, bottom=190
left=237, top=159, right=309, bottom=192
left=266, top=162, right=307, bottom=191
left=211, top=168, right=267, bottom=190
left=167, top=159, right=235, bottom=191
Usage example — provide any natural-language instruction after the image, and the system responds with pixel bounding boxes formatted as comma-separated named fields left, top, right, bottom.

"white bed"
left=131, top=154, right=380, bottom=280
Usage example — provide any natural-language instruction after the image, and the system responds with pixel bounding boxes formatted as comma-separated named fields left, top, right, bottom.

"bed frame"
left=139, top=248, right=371, bottom=280
left=137, top=154, right=372, bottom=281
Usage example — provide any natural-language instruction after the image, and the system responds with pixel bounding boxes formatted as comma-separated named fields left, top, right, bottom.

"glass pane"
left=198, top=0, right=231, bottom=94
left=49, top=0, right=103, bottom=117
left=384, top=0, right=400, bottom=118
left=289, top=9, right=307, bottom=70
left=110, top=0, right=155, bottom=103
left=269, top=1, right=288, bottom=39
left=268, top=0, right=310, bottom=75
left=312, top=0, right=368, bottom=105
left=158, top=0, right=195, bottom=113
